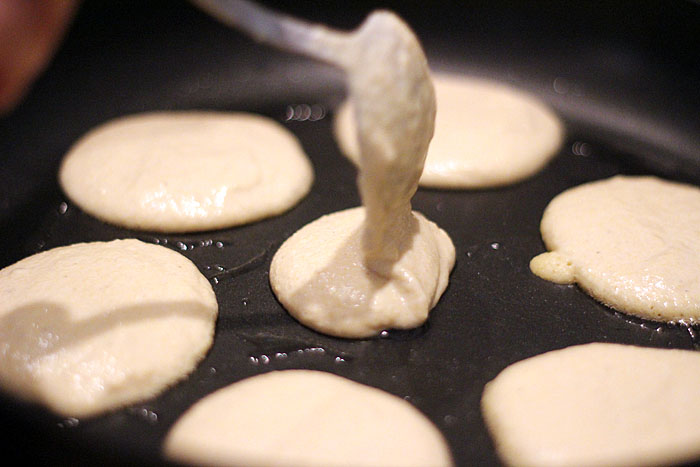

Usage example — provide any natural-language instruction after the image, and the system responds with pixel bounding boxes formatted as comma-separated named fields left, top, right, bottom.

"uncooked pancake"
left=269, top=12, right=455, bottom=338
left=270, top=207, right=454, bottom=338
left=0, top=239, right=217, bottom=417
left=530, top=175, right=700, bottom=323
left=335, top=74, right=564, bottom=189
left=164, top=370, right=454, bottom=467
left=59, top=111, right=313, bottom=232
left=481, top=343, right=700, bottom=467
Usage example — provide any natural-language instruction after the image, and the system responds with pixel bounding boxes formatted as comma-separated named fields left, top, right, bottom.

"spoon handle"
left=191, top=0, right=351, bottom=65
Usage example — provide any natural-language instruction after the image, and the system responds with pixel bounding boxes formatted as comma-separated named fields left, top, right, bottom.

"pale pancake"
left=335, top=74, right=563, bottom=189
left=0, top=239, right=217, bottom=417
left=531, top=175, right=700, bottom=322
left=165, top=370, right=453, bottom=467
left=59, top=111, right=313, bottom=232
left=482, top=343, right=700, bottom=467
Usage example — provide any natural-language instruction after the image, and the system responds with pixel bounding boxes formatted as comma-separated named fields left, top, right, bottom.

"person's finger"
left=0, top=0, right=78, bottom=115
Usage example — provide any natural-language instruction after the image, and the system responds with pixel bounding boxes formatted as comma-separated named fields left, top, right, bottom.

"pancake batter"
left=482, top=343, right=700, bottom=467
left=0, top=239, right=218, bottom=416
left=531, top=175, right=700, bottom=323
left=59, top=111, right=313, bottom=232
left=165, top=370, right=454, bottom=467
left=267, top=11, right=455, bottom=337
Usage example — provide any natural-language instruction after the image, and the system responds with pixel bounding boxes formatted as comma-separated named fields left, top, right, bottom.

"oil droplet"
left=379, top=323, right=429, bottom=340
left=571, top=141, right=592, bottom=157
left=444, top=415, right=457, bottom=425
left=205, top=248, right=269, bottom=284
left=271, top=347, right=333, bottom=362
left=553, top=77, right=569, bottom=94
left=680, top=321, right=700, bottom=348
left=553, top=77, right=584, bottom=96
left=285, top=104, right=326, bottom=121
left=143, top=409, right=158, bottom=424
left=151, top=239, right=226, bottom=251
left=57, top=417, right=79, bottom=429
left=130, top=407, right=158, bottom=424
left=248, top=350, right=292, bottom=365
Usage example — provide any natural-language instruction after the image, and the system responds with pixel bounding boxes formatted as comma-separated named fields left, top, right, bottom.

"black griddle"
left=1, top=1, right=699, bottom=465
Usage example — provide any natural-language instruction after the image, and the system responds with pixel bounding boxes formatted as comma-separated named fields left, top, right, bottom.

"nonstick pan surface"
left=1, top=1, right=699, bottom=465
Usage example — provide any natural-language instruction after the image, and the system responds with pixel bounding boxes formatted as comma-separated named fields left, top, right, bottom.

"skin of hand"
left=0, top=0, right=78, bottom=115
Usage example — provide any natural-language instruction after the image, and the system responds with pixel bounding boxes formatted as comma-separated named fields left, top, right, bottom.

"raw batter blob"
left=0, top=239, right=217, bottom=417
left=335, top=74, right=564, bottom=189
left=59, top=111, right=313, bottom=232
left=530, top=175, right=700, bottom=323
left=270, top=207, right=454, bottom=338
left=164, top=370, right=454, bottom=467
left=269, top=12, right=455, bottom=338
left=481, top=343, right=700, bottom=467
